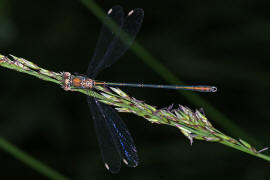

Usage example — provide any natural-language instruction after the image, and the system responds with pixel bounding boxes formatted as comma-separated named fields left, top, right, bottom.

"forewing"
left=88, top=8, right=144, bottom=78
left=87, top=5, right=124, bottom=78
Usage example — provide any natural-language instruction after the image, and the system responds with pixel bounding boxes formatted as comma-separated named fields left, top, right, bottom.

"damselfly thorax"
left=62, top=72, right=94, bottom=91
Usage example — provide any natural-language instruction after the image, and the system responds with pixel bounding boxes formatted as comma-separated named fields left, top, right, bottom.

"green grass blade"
left=0, top=137, right=69, bottom=180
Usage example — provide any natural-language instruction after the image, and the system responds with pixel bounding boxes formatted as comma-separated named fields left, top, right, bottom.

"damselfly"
left=62, top=5, right=217, bottom=173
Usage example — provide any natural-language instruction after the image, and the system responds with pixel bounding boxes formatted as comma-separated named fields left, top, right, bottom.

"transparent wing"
left=87, top=97, right=121, bottom=173
left=87, top=5, right=124, bottom=78
left=87, top=8, right=144, bottom=78
left=98, top=100, right=139, bottom=167
left=87, top=97, right=138, bottom=173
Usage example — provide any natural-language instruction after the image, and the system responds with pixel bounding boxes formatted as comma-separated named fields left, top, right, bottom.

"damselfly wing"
left=86, top=6, right=143, bottom=173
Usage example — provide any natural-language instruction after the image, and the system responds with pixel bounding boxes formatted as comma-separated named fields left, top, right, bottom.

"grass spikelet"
left=1, top=54, right=270, bottom=163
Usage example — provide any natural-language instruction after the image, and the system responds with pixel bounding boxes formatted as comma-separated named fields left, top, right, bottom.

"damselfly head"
left=61, top=72, right=72, bottom=91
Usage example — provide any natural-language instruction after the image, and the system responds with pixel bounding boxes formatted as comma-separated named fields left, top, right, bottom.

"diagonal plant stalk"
left=1, top=54, right=270, bottom=166
left=0, top=138, right=69, bottom=180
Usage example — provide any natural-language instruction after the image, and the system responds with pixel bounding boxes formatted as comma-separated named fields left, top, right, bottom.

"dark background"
left=1, top=0, right=270, bottom=179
